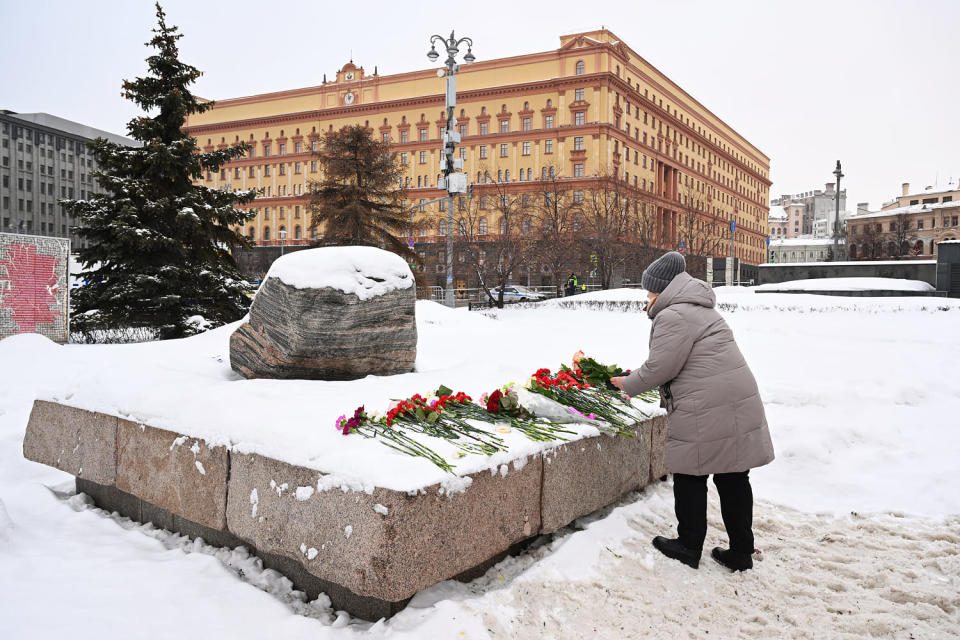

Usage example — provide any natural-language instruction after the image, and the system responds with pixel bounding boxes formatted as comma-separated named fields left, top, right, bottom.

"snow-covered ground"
left=755, top=277, right=935, bottom=292
left=1, top=290, right=959, bottom=638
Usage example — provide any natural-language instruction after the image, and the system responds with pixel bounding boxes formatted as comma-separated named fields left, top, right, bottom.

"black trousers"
left=673, top=470, right=754, bottom=556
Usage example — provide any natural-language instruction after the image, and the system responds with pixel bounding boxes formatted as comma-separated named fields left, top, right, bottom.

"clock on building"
left=345, top=72, right=355, bottom=80
left=344, top=92, right=355, bottom=104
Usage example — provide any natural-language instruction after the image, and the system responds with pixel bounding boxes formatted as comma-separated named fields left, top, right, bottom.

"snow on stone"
left=343, top=525, right=353, bottom=539
left=373, top=503, right=389, bottom=516
left=264, top=246, right=413, bottom=300
left=190, top=441, right=201, bottom=456
left=169, top=435, right=187, bottom=451
left=295, top=486, right=315, bottom=502
left=194, top=460, right=206, bottom=475
left=249, top=488, right=258, bottom=518
left=756, top=277, right=935, bottom=292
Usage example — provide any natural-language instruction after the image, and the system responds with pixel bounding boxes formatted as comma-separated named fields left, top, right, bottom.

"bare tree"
left=857, top=221, right=885, bottom=259
left=579, top=174, right=633, bottom=289
left=531, top=166, right=580, bottom=296
left=443, top=170, right=535, bottom=308
left=676, top=180, right=726, bottom=258
left=887, top=211, right=916, bottom=259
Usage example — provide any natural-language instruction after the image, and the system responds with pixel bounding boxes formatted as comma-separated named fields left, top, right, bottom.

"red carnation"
left=486, top=389, right=503, bottom=413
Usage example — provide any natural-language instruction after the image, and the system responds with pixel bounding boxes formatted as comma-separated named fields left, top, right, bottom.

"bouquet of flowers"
left=570, top=350, right=660, bottom=405
left=476, top=384, right=577, bottom=442
left=334, top=406, right=454, bottom=472
left=384, top=391, right=504, bottom=456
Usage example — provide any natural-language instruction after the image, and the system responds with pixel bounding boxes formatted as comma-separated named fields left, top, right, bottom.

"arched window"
left=498, top=169, right=504, bottom=182
left=247, top=227, right=255, bottom=240
left=481, top=106, right=486, bottom=114
left=278, top=225, right=286, bottom=238
left=311, top=226, right=318, bottom=239
left=573, top=214, right=583, bottom=232
left=264, top=226, right=271, bottom=241
left=418, top=176, right=422, bottom=187
left=477, top=171, right=482, bottom=183
left=546, top=99, right=552, bottom=107
left=460, top=108, right=465, bottom=117
left=501, top=104, right=507, bottom=112
left=504, top=169, right=510, bottom=181
left=295, top=225, right=301, bottom=240
left=523, top=101, right=529, bottom=110
left=438, top=219, right=447, bottom=235
left=575, top=60, right=585, bottom=75
left=478, top=217, right=487, bottom=235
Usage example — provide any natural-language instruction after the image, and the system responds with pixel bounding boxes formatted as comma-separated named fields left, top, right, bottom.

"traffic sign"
left=407, top=238, right=415, bottom=249
left=730, top=220, right=736, bottom=232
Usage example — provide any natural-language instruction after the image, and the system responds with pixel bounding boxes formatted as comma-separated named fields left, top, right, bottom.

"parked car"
left=488, top=285, right=547, bottom=303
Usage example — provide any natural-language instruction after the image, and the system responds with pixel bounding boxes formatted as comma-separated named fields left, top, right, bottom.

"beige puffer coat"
left=622, top=272, right=774, bottom=475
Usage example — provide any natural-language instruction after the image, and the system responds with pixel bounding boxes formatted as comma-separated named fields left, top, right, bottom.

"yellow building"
left=184, top=29, right=770, bottom=265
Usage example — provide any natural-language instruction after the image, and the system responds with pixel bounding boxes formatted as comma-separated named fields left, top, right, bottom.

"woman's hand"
left=610, top=376, right=625, bottom=391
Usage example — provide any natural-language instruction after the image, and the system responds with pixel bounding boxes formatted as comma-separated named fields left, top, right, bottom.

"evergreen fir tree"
left=307, top=125, right=419, bottom=266
left=62, top=3, right=255, bottom=340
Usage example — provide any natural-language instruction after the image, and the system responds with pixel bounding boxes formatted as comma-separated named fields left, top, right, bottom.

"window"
left=264, top=164, right=271, bottom=176
left=400, top=152, right=408, bottom=165
left=419, top=151, right=427, bottom=164
left=573, top=137, right=584, bottom=151
left=500, top=143, right=508, bottom=157
left=574, top=163, right=584, bottom=177
left=459, top=124, right=467, bottom=137
left=310, top=160, right=318, bottom=172
left=479, top=217, right=487, bottom=234
left=279, top=164, right=286, bottom=175
left=400, top=130, right=409, bottom=143
left=574, top=88, right=585, bottom=101
left=522, top=141, right=531, bottom=156
left=575, top=60, right=585, bottom=75
left=263, top=226, right=271, bottom=241
left=522, top=217, right=531, bottom=234
left=479, top=122, right=488, bottom=136
left=544, top=139, right=554, bottom=154
left=499, top=120, right=509, bottom=134
left=545, top=115, right=554, bottom=129
left=294, top=142, right=302, bottom=153
left=573, top=190, right=584, bottom=204
left=295, top=225, right=302, bottom=240
left=294, top=162, right=302, bottom=174
left=263, top=145, right=271, bottom=157
left=383, top=132, right=390, bottom=143
left=574, top=112, right=585, bottom=126
left=479, top=145, right=487, bottom=159
left=248, top=166, right=256, bottom=178
left=419, top=128, right=428, bottom=142
left=573, top=213, right=583, bottom=231
left=522, top=118, right=531, bottom=131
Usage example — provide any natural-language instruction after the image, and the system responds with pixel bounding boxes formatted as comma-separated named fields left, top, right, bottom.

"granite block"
left=23, top=400, right=117, bottom=484
left=226, top=452, right=542, bottom=603
left=649, top=415, right=669, bottom=482
left=116, top=420, right=229, bottom=530
left=540, top=420, right=651, bottom=534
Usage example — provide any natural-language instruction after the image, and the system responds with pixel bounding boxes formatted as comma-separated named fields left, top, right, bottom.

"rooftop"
left=1, top=110, right=134, bottom=146
left=848, top=199, right=960, bottom=221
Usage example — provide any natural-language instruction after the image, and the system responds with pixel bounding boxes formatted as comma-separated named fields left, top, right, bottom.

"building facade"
left=0, top=110, right=134, bottom=249
left=770, top=182, right=845, bottom=238
left=846, top=199, right=960, bottom=260
left=768, top=205, right=787, bottom=239
left=184, top=29, right=770, bottom=269
left=768, top=237, right=844, bottom=263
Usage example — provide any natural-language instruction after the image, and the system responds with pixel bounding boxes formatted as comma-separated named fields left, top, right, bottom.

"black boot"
left=652, top=536, right=701, bottom=569
left=711, top=547, right=753, bottom=572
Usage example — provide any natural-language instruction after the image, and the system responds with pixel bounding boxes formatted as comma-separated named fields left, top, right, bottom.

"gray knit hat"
left=641, top=251, right=686, bottom=294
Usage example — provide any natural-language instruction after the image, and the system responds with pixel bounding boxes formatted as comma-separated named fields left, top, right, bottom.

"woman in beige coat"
left=611, top=252, right=774, bottom=571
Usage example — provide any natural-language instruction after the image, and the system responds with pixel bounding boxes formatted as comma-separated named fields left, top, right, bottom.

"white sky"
left=2, top=0, right=957, bottom=211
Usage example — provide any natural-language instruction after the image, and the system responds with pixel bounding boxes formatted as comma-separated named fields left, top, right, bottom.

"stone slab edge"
left=23, top=400, right=117, bottom=484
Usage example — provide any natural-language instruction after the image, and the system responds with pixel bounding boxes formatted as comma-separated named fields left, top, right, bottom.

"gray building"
left=0, top=110, right=135, bottom=249
left=770, top=182, right=846, bottom=237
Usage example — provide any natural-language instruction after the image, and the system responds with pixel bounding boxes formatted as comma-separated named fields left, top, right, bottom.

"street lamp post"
left=833, top=160, right=843, bottom=262
left=427, top=31, right=475, bottom=308
left=279, top=228, right=286, bottom=256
